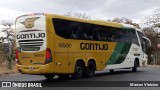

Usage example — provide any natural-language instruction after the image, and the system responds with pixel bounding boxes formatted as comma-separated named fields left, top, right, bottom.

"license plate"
left=28, top=67, right=35, bottom=71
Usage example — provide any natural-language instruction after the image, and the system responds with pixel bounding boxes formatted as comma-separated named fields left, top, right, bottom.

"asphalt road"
left=0, top=67, right=160, bottom=90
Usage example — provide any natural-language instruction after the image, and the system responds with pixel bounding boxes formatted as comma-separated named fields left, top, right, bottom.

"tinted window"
left=118, top=29, right=130, bottom=43
left=79, top=24, right=94, bottom=40
left=52, top=18, right=138, bottom=44
left=53, top=18, right=79, bottom=39
left=128, top=29, right=139, bottom=45
left=96, top=27, right=130, bottom=43
left=95, top=25, right=111, bottom=41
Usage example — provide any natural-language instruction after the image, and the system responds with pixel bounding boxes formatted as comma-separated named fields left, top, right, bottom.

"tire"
left=72, top=62, right=84, bottom=79
left=58, top=74, right=70, bottom=79
left=110, top=69, right=114, bottom=73
left=85, top=61, right=96, bottom=77
left=44, top=74, right=55, bottom=80
left=132, top=61, right=138, bottom=72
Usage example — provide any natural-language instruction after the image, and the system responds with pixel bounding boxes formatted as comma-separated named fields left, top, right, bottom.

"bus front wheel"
left=132, top=61, right=138, bottom=72
left=44, top=74, right=55, bottom=80
left=110, top=69, right=114, bottom=73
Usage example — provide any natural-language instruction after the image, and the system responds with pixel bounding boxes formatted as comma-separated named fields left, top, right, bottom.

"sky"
left=0, top=0, right=160, bottom=25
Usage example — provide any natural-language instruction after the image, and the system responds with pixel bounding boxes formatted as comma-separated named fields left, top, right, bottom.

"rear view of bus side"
left=15, top=13, right=151, bottom=79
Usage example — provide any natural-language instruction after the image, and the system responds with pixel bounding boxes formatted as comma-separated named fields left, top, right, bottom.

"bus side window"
left=100, top=27, right=107, bottom=41
left=96, top=25, right=111, bottom=41
left=87, top=24, right=93, bottom=40
left=82, top=33, right=88, bottom=40
left=109, top=29, right=119, bottom=42
left=119, top=30, right=129, bottom=43
left=110, top=34, right=115, bottom=41
left=80, top=24, right=93, bottom=40
left=70, top=30, right=77, bottom=39
left=88, top=35, right=93, bottom=40
left=93, top=25, right=100, bottom=41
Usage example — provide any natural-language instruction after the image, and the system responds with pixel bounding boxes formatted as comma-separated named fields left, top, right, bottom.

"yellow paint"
left=16, top=14, right=120, bottom=74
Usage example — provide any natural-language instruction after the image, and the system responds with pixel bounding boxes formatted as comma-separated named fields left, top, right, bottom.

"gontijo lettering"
left=17, top=33, right=45, bottom=39
left=80, top=43, right=108, bottom=50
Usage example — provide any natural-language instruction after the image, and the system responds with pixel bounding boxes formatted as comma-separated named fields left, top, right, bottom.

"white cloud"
left=0, top=0, right=160, bottom=24
left=138, top=7, right=158, bottom=16
left=0, top=8, right=24, bottom=22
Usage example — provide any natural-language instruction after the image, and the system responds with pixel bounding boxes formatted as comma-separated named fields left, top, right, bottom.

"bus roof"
left=47, top=14, right=125, bottom=28
left=92, top=20, right=138, bottom=30
left=47, top=14, right=138, bottom=30
left=17, top=13, right=137, bottom=30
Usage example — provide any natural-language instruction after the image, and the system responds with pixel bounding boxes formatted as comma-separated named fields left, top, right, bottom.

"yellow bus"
left=15, top=13, right=150, bottom=79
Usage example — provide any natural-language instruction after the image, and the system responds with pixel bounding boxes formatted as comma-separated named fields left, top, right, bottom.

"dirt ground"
left=0, top=65, right=18, bottom=77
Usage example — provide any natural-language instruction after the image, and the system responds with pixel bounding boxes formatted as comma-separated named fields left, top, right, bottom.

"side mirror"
left=142, top=36, right=151, bottom=47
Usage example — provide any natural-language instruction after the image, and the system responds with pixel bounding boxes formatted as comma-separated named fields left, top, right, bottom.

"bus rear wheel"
left=85, top=61, right=96, bottom=77
left=72, top=62, right=84, bottom=79
left=44, top=74, right=55, bottom=80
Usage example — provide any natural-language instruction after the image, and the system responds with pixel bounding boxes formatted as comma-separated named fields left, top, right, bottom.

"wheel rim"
left=76, top=66, right=82, bottom=75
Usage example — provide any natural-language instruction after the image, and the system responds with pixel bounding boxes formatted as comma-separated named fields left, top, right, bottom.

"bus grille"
left=18, top=39, right=44, bottom=47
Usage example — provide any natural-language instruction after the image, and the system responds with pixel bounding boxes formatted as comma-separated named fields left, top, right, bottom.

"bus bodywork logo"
left=20, top=17, right=40, bottom=28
